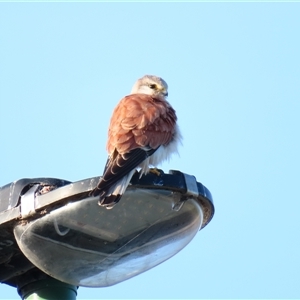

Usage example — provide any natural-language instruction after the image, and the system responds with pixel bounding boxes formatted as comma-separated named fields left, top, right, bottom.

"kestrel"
left=91, top=75, right=182, bottom=209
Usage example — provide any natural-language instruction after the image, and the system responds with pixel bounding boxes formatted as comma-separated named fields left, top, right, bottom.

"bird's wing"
left=91, top=94, right=177, bottom=197
left=107, top=94, right=177, bottom=152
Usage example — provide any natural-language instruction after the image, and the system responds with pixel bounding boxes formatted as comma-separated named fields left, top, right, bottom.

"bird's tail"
left=90, top=170, right=135, bottom=209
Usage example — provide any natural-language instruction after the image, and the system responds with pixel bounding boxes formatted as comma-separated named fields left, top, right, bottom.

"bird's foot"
left=149, top=168, right=161, bottom=176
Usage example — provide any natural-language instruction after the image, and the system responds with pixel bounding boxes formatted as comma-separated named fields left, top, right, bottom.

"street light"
left=0, top=170, right=214, bottom=299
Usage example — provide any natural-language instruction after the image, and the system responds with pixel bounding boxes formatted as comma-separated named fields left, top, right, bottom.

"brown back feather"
left=107, top=94, right=177, bottom=154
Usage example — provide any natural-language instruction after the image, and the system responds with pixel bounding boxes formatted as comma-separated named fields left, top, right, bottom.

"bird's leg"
left=149, top=168, right=161, bottom=176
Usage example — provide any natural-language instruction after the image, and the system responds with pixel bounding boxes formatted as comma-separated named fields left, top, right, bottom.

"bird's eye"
left=149, top=84, right=157, bottom=89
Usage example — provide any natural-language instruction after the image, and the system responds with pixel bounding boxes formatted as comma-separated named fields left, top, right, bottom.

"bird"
left=90, top=75, right=182, bottom=209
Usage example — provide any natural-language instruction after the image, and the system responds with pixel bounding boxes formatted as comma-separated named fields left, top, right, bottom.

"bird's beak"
left=162, top=89, right=168, bottom=97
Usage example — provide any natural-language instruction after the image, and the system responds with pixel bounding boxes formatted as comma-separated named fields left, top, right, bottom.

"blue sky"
left=1, top=2, right=300, bottom=299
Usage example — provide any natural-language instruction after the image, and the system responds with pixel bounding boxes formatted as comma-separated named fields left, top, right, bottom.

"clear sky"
left=1, top=2, right=300, bottom=299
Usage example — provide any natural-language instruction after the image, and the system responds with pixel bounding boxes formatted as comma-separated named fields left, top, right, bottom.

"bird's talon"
left=149, top=168, right=161, bottom=176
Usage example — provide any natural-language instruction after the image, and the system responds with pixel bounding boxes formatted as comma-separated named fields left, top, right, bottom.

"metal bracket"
left=172, top=172, right=199, bottom=211
left=182, top=173, right=199, bottom=197
left=20, top=184, right=40, bottom=218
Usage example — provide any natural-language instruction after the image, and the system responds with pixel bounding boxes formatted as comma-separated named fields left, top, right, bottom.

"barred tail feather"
left=98, top=170, right=135, bottom=209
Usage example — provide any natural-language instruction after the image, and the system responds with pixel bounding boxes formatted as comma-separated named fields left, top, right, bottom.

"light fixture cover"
left=14, top=188, right=203, bottom=287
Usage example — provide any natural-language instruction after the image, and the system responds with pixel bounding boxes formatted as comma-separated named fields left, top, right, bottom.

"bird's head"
left=131, top=75, right=168, bottom=100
